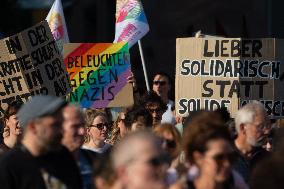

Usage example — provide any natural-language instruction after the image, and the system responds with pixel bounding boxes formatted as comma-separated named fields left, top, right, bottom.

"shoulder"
left=80, top=148, right=100, bottom=162
left=232, top=170, right=249, bottom=189
left=0, top=147, right=32, bottom=174
left=0, top=142, right=10, bottom=153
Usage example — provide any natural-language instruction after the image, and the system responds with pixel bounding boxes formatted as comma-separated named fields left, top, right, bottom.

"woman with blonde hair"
left=82, top=109, right=112, bottom=153
left=154, top=123, right=184, bottom=185
left=109, top=111, right=127, bottom=145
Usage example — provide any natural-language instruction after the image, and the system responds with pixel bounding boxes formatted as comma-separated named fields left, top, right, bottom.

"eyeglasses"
left=147, top=156, right=167, bottom=167
left=119, top=117, right=125, bottom=122
left=147, top=108, right=164, bottom=114
left=89, top=122, right=112, bottom=130
left=143, top=153, right=171, bottom=167
left=153, top=81, right=166, bottom=86
left=212, top=152, right=236, bottom=164
left=161, top=138, right=176, bottom=149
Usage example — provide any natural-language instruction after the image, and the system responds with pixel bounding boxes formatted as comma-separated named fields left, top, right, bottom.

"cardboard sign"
left=176, top=38, right=284, bottom=118
left=64, top=42, right=134, bottom=109
left=0, top=21, right=71, bottom=117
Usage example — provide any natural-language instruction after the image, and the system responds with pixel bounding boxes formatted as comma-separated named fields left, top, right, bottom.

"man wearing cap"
left=0, top=95, right=81, bottom=189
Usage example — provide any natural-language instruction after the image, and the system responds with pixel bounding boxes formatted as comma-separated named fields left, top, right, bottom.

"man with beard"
left=233, top=101, right=271, bottom=183
left=0, top=95, right=82, bottom=189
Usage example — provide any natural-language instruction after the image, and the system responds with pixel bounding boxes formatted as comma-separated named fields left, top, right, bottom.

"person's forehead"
left=136, top=116, right=146, bottom=123
left=9, top=114, right=17, bottom=119
left=253, top=113, right=267, bottom=123
left=38, top=115, right=58, bottom=123
left=93, top=115, right=107, bottom=123
left=205, top=139, right=231, bottom=154
left=154, top=74, right=168, bottom=82
left=67, top=116, right=85, bottom=126
left=162, top=131, right=174, bottom=140
left=63, top=106, right=82, bottom=118
left=132, top=140, right=159, bottom=156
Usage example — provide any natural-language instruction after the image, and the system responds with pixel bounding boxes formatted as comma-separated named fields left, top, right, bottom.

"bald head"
left=62, top=105, right=86, bottom=152
left=112, top=130, right=161, bottom=168
left=111, top=130, right=166, bottom=189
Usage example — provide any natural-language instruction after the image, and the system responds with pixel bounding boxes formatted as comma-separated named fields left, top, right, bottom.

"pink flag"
left=114, top=0, right=149, bottom=48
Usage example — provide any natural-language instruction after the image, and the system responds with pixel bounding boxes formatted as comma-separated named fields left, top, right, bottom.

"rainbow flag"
left=46, top=0, right=69, bottom=55
left=114, top=0, right=149, bottom=48
left=64, top=42, right=133, bottom=108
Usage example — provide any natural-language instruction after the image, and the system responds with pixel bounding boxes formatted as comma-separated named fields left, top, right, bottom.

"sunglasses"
left=146, top=154, right=170, bottom=167
left=147, top=108, right=164, bottom=114
left=212, top=152, right=236, bottom=164
left=89, top=122, right=112, bottom=130
left=161, top=138, right=176, bottom=149
left=153, top=81, right=166, bottom=86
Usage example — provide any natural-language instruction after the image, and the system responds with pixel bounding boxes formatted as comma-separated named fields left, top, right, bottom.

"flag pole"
left=138, top=40, right=150, bottom=91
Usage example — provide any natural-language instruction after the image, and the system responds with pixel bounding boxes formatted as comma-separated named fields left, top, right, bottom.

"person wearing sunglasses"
left=82, top=109, right=112, bottom=154
left=154, top=123, right=183, bottom=185
left=152, top=72, right=176, bottom=125
left=112, top=130, right=167, bottom=189
left=140, top=91, right=167, bottom=126
left=175, top=111, right=248, bottom=189
left=110, top=111, right=127, bottom=145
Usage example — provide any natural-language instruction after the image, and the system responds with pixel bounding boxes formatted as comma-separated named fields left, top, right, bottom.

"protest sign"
left=176, top=38, right=284, bottom=118
left=64, top=42, right=133, bottom=109
left=0, top=21, right=71, bottom=117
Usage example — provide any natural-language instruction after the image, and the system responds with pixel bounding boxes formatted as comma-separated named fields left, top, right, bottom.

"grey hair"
left=111, top=130, right=160, bottom=169
left=235, top=101, right=267, bottom=133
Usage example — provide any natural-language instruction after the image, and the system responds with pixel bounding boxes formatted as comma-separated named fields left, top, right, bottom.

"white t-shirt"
left=161, top=100, right=176, bottom=125
left=82, top=143, right=111, bottom=154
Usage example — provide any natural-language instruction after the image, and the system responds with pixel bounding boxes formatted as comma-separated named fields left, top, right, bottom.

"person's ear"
left=239, top=123, right=247, bottom=134
left=5, top=118, right=9, bottom=127
left=27, top=120, right=37, bottom=134
left=86, top=127, right=91, bottom=133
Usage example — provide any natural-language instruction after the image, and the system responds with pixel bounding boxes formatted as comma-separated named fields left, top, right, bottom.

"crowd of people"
left=0, top=72, right=283, bottom=189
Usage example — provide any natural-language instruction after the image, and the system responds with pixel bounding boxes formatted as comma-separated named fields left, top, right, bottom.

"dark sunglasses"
left=153, top=81, right=166, bottom=86
left=212, top=152, right=236, bottom=164
left=162, top=139, right=176, bottom=149
left=147, top=108, right=163, bottom=114
left=89, top=122, right=112, bottom=130
left=147, top=154, right=170, bottom=167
